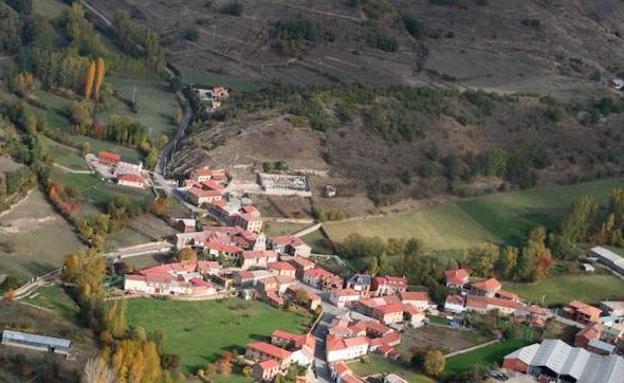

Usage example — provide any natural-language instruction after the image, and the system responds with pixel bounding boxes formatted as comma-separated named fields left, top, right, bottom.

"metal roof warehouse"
left=1, top=330, right=72, bottom=355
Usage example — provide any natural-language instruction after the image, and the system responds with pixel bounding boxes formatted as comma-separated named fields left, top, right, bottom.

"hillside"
left=167, top=84, right=624, bottom=215
left=88, top=0, right=624, bottom=98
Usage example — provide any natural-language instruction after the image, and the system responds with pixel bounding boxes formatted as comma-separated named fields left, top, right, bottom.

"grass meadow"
left=324, top=178, right=624, bottom=250
left=444, top=339, right=529, bottom=377
left=349, top=355, right=435, bottom=382
left=126, top=298, right=312, bottom=374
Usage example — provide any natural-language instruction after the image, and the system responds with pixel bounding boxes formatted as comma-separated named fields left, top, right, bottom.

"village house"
left=240, top=250, right=279, bottom=270
left=512, top=304, right=552, bottom=328
left=123, top=260, right=220, bottom=298
left=270, top=235, right=312, bottom=257
left=326, top=335, right=369, bottom=363
left=465, top=295, right=517, bottom=316
left=400, top=291, right=437, bottom=312
left=284, top=286, right=321, bottom=311
left=345, top=274, right=372, bottom=298
left=469, top=278, right=502, bottom=298
left=175, top=226, right=257, bottom=250
left=329, top=289, right=361, bottom=308
left=231, top=212, right=263, bottom=233
left=246, top=341, right=292, bottom=370
left=330, top=362, right=366, bottom=383
left=189, top=167, right=227, bottom=183
left=98, top=150, right=121, bottom=166
left=288, top=257, right=316, bottom=279
left=257, top=275, right=296, bottom=296
left=268, top=262, right=297, bottom=278
left=302, top=268, right=344, bottom=291
left=271, top=330, right=315, bottom=367
left=384, top=374, right=408, bottom=383
left=371, top=276, right=407, bottom=297
left=174, top=218, right=197, bottom=233
left=204, top=241, right=243, bottom=261
left=354, top=296, right=408, bottom=325
left=253, top=359, right=281, bottom=382
left=187, top=181, right=224, bottom=206
left=117, top=173, right=144, bottom=189
left=444, top=268, right=470, bottom=289
left=601, top=300, right=624, bottom=317
left=444, top=294, right=466, bottom=313
left=564, top=300, right=602, bottom=324
left=115, top=157, right=143, bottom=176
left=234, top=270, right=274, bottom=288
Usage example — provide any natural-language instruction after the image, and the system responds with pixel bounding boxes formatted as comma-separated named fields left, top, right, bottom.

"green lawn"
left=178, top=66, right=267, bottom=92
left=27, top=285, right=79, bottom=320
left=349, top=355, right=435, bottom=382
left=126, top=298, right=312, bottom=373
left=444, top=339, right=528, bottom=377
left=103, top=76, right=178, bottom=140
left=32, top=0, right=69, bottom=19
left=41, top=136, right=89, bottom=171
left=504, top=272, right=624, bottom=307
left=263, top=222, right=309, bottom=237
left=301, top=228, right=334, bottom=254
left=324, top=178, right=624, bottom=250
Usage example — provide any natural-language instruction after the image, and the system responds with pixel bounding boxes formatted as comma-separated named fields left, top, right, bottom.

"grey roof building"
left=1, top=330, right=72, bottom=355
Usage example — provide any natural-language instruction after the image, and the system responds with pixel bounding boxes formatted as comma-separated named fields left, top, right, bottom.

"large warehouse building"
left=503, top=339, right=624, bottom=383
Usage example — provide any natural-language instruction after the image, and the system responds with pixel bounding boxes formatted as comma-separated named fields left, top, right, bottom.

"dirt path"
left=53, top=163, right=94, bottom=175
left=0, top=188, right=35, bottom=220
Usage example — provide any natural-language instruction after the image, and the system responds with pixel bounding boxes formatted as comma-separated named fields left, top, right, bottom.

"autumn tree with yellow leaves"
left=84, top=61, right=96, bottom=100
left=94, top=58, right=106, bottom=101
left=110, top=339, right=162, bottom=383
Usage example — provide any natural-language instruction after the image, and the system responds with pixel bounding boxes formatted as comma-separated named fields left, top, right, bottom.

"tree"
left=62, top=249, right=106, bottom=300
left=105, top=299, right=128, bottom=338
left=175, top=248, right=197, bottom=262
left=81, top=357, right=115, bottom=383
left=242, top=366, right=252, bottom=377
left=94, top=58, right=106, bottom=101
left=495, top=246, right=518, bottom=278
left=513, top=226, right=552, bottom=282
left=560, top=195, right=598, bottom=243
left=609, top=188, right=624, bottom=224
left=423, top=349, right=445, bottom=377
left=367, top=256, right=380, bottom=276
left=295, top=288, right=309, bottom=305
left=85, top=61, right=96, bottom=100
left=468, top=244, right=499, bottom=277
left=110, top=340, right=162, bottom=383
left=151, top=197, right=169, bottom=216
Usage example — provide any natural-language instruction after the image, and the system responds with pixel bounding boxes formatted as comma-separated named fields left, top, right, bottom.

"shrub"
left=403, top=15, right=425, bottom=38
left=184, top=29, right=200, bottom=41
left=368, top=32, right=398, bottom=52
left=220, top=1, right=242, bottom=16
left=521, top=18, right=541, bottom=29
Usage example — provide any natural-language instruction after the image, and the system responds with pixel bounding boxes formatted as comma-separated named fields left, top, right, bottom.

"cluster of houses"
left=194, top=86, right=229, bottom=109
left=96, top=150, right=145, bottom=189
left=182, top=167, right=264, bottom=233
left=441, top=269, right=552, bottom=327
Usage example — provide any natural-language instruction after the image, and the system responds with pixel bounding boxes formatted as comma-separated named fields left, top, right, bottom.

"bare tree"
left=81, top=357, right=115, bottom=383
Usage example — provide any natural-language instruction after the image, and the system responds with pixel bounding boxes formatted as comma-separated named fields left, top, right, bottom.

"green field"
left=178, top=66, right=267, bottom=92
left=0, top=188, right=84, bottom=279
left=126, top=298, right=312, bottom=373
left=103, top=76, right=178, bottom=139
left=32, top=0, right=69, bottom=18
left=262, top=222, right=309, bottom=237
left=324, top=178, right=624, bottom=250
left=302, top=228, right=334, bottom=254
left=349, top=355, right=435, bottom=382
left=27, top=285, right=79, bottom=320
left=444, top=339, right=528, bottom=377
left=504, top=272, right=624, bottom=307
left=41, top=136, right=89, bottom=171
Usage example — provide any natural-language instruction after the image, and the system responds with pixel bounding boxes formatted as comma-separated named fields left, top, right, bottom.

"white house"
left=326, top=335, right=369, bottom=363
left=444, top=295, right=465, bottom=314
left=329, top=289, right=361, bottom=308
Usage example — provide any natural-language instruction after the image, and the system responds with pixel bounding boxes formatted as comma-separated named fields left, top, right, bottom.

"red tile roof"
left=444, top=268, right=470, bottom=285
left=268, top=262, right=296, bottom=271
left=471, top=278, right=502, bottom=292
left=445, top=294, right=464, bottom=306
left=305, top=268, right=334, bottom=279
left=272, top=235, right=306, bottom=247
left=98, top=150, right=121, bottom=162
left=117, top=173, right=143, bottom=183
left=205, top=241, right=243, bottom=253
left=242, top=250, right=277, bottom=260
left=332, top=288, right=360, bottom=297
left=400, top=291, right=431, bottom=302
left=374, top=303, right=405, bottom=314
left=247, top=341, right=291, bottom=360
left=373, top=275, right=407, bottom=287
left=568, top=300, right=602, bottom=317
left=343, top=336, right=369, bottom=348
left=257, top=359, right=279, bottom=370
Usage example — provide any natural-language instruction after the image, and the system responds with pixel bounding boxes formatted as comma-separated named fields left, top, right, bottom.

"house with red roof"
left=245, top=341, right=292, bottom=370
left=253, top=359, right=280, bottom=382
left=371, top=276, right=407, bottom=297
left=270, top=235, right=312, bottom=257
left=189, top=167, right=227, bottom=183
left=444, top=268, right=470, bottom=288
left=187, top=180, right=224, bottom=206
left=257, top=275, right=296, bottom=296
left=465, top=295, right=518, bottom=316
left=564, top=300, right=602, bottom=324
left=302, top=268, right=343, bottom=291
left=240, top=250, right=278, bottom=270
left=444, top=294, right=466, bottom=313
left=470, top=278, right=502, bottom=298
left=268, top=262, right=297, bottom=278
left=400, top=291, right=437, bottom=311
left=575, top=322, right=603, bottom=347
left=117, top=173, right=144, bottom=189
left=231, top=212, right=263, bottom=234
left=288, top=257, right=316, bottom=279
left=326, top=334, right=369, bottom=363
left=330, top=362, right=366, bottom=383
left=98, top=150, right=121, bottom=166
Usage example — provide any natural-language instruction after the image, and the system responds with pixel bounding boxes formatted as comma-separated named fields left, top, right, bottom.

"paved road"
left=102, top=241, right=174, bottom=260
